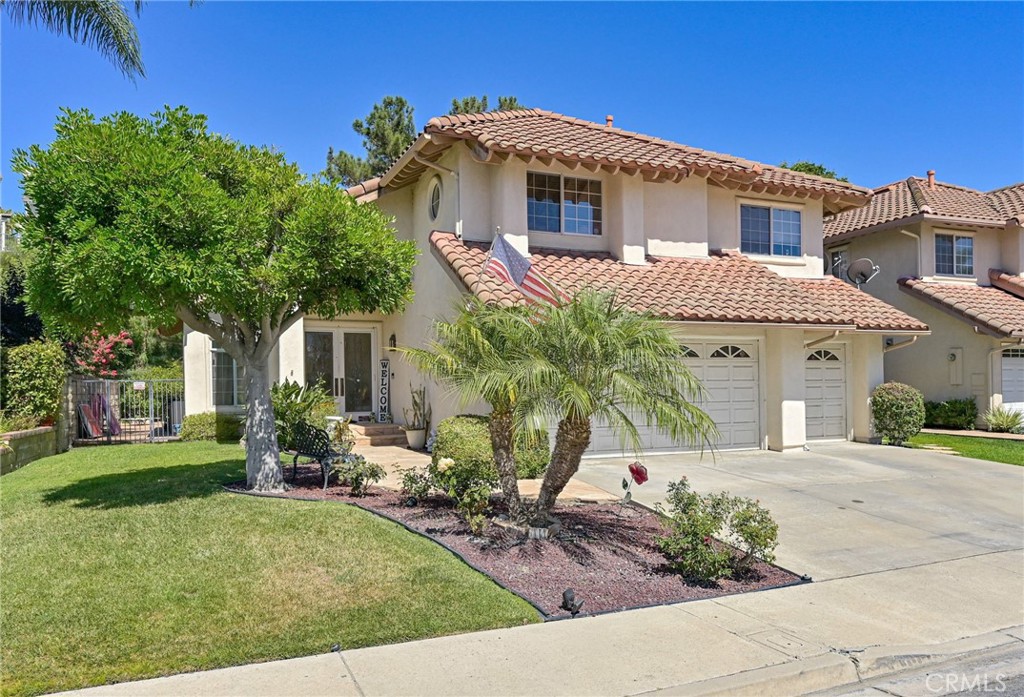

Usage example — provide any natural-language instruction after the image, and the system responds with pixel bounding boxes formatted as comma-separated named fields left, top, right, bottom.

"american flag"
left=483, top=233, right=569, bottom=305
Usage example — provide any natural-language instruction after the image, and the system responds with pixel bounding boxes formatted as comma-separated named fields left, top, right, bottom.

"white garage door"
left=586, top=342, right=761, bottom=455
left=1003, top=348, right=1024, bottom=413
left=805, top=347, right=847, bottom=440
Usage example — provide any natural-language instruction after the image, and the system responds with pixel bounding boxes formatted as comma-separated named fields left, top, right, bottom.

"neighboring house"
left=824, top=173, right=1024, bottom=418
left=184, top=109, right=928, bottom=453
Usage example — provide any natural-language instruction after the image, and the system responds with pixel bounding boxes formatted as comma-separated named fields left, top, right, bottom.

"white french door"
left=304, top=325, right=378, bottom=417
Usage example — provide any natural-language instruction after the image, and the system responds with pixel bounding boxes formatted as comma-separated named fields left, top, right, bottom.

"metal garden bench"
left=287, top=421, right=340, bottom=490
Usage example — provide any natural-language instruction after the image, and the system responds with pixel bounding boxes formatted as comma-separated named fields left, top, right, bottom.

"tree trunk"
left=531, top=416, right=591, bottom=525
left=488, top=408, right=523, bottom=522
left=244, top=360, right=284, bottom=491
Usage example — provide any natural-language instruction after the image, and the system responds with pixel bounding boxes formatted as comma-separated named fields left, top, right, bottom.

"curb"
left=634, top=626, right=1024, bottom=697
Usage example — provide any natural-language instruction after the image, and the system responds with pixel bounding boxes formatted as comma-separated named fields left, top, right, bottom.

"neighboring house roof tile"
left=898, top=277, right=1024, bottom=338
left=381, top=110, right=870, bottom=213
left=985, top=183, right=1024, bottom=221
left=989, top=268, right=1024, bottom=299
left=825, top=177, right=1018, bottom=240
left=430, top=231, right=928, bottom=332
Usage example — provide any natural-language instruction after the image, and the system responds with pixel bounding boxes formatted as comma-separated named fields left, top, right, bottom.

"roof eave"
left=898, top=282, right=1017, bottom=339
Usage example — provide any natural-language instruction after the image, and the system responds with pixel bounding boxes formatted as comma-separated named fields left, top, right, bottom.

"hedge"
left=431, top=414, right=550, bottom=481
left=923, top=398, right=977, bottom=430
left=871, top=382, right=925, bottom=446
left=0, top=340, right=67, bottom=425
left=179, top=412, right=244, bottom=443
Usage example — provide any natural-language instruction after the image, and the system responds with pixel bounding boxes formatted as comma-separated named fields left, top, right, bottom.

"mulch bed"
left=226, top=464, right=803, bottom=619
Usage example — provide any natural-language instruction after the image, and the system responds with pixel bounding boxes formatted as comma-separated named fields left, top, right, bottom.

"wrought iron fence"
left=70, top=378, right=185, bottom=444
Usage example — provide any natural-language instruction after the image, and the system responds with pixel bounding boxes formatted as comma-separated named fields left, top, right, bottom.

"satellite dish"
left=846, top=258, right=880, bottom=288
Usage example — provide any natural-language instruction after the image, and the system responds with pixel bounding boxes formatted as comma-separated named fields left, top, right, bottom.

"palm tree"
left=2, top=0, right=150, bottom=78
left=402, top=298, right=538, bottom=522
left=519, top=290, right=718, bottom=524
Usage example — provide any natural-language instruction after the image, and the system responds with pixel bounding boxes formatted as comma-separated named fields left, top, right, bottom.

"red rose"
left=628, top=462, right=649, bottom=486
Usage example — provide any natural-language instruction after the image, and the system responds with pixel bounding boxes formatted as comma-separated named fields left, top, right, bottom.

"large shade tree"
left=14, top=106, right=417, bottom=490
left=520, top=291, right=718, bottom=523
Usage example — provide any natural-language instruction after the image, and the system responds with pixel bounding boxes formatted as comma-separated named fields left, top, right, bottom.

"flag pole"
left=475, top=226, right=501, bottom=296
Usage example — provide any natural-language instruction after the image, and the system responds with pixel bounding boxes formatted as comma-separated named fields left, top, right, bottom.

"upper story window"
left=527, top=172, right=602, bottom=235
left=935, top=233, right=973, bottom=276
left=740, top=204, right=802, bottom=257
left=212, top=342, right=246, bottom=407
left=829, top=248, right=849, bottom=279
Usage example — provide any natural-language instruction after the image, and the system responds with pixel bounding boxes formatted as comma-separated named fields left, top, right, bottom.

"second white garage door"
left=805, top=347, right=847, bottom=440
left=1002, top=348, right=1024, bottom=414
left=586, top=341, right=761, bottom=455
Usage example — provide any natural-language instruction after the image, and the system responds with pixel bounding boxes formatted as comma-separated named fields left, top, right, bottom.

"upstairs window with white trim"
left=740, top=204, right=802, bottom=257
left=212, top=342, right=247, bottom=407
left=935, top=233, right=973, bottom=277
left=527, top=172, right=602, bottom=235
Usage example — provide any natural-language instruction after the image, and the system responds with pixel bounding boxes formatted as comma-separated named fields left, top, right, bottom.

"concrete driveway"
left=576, top=441, right=1024, bottom=581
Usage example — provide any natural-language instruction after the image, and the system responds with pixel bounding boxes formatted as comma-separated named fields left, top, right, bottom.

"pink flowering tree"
left=74, top=329, right=134, bottom=378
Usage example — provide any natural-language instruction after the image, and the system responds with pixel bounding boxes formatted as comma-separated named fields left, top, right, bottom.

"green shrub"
left=268, top=379, right=335, bottom=450
left=656, top=479, right=734, bottom=583
left=924, top=398, right=978, bottom=430
left=983, top=405, right=1024, bottom=434
left=656, top=477, right=780, bottom=583
left=179, top=412, right=243, bottom=442
left=0, top=340, right=67, bottom=424
left=871, top=382, right=925, bottom=446
left=431, top=414, right=550, bottom=482
left=0, top=411, right=41, bottom=433
left=399, top=466, right=433, bottom=503
left=335, top=454, right=385, bottom=496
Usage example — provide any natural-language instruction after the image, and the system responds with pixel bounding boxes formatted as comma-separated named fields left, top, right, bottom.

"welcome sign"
left=378, top=358, right=391, bottom=423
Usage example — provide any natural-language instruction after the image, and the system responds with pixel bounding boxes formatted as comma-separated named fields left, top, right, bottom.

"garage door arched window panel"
left=711, top=345, right=751, bottom=359
left=808, top=349, right=840, bottom=361
left=680, top=345, right=700, bottom=358
left=1002, top=348, right=1024, bottom=409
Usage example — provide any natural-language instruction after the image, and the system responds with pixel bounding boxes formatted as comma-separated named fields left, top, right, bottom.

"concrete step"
left=349, top=423, right=404, bottom=436
left=353, top=434, right=410, bottom=447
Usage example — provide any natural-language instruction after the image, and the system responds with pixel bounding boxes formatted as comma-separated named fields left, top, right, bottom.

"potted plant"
left=403, top=384, right=431, bottom=450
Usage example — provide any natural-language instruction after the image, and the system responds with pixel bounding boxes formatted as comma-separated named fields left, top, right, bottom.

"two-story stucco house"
left=184, top=109, right=928, bottom=454
left=824, top=173, right=1024, bottom=418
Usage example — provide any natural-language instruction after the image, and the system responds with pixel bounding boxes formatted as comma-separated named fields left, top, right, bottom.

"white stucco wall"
left=828, top=222, right=1015, bottom=421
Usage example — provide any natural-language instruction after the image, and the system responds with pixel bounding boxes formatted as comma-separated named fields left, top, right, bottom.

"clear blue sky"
left=3, top=2, right=1022, bottom=212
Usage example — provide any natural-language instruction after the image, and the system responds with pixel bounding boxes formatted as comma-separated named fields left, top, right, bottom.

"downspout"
left=804, top=330, right=840, bottom=348
left=884, top=336, right=918, bottom=353
left=897, top=228, right=922, bottom=276
left=414, top=154, right=461, bottom=239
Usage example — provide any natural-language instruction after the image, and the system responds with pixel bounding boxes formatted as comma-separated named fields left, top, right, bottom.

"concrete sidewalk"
left=56, top=443, right=1024, bottom=696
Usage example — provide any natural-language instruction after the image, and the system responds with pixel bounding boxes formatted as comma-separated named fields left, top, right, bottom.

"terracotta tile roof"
left=985, top=183, right=1024, bottom=221
left=383, top=110, right=870, bottom=213
left=898, top=277, right=1024, bottom=338
left=430, top=231, right=928, bottom=332
left=345, top=177, right=381, bottom=202
left=825, top=177, right=1014, bottom=240
left=989, top=269, right=1024, bottom=299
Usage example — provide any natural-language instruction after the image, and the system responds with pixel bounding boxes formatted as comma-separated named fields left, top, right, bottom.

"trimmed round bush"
left=871, top=382, right=925, bottom=446
left=430, top=414, right=550, bottom=483
left=0, top=340, right=67, bottom=425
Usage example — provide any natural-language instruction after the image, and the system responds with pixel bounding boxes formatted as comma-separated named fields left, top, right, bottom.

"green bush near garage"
left=872, top=382, right=925, bottom=446
left=924, top=398, right=978, bottom=430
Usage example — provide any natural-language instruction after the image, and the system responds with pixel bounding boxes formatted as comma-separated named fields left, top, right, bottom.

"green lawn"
left=909, top=433, right=1024, bottom=466
left=0, top=443, right=538, bottom=697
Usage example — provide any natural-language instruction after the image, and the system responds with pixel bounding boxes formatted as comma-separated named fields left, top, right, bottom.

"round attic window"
left=428, top=177, right=442, bottom=221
